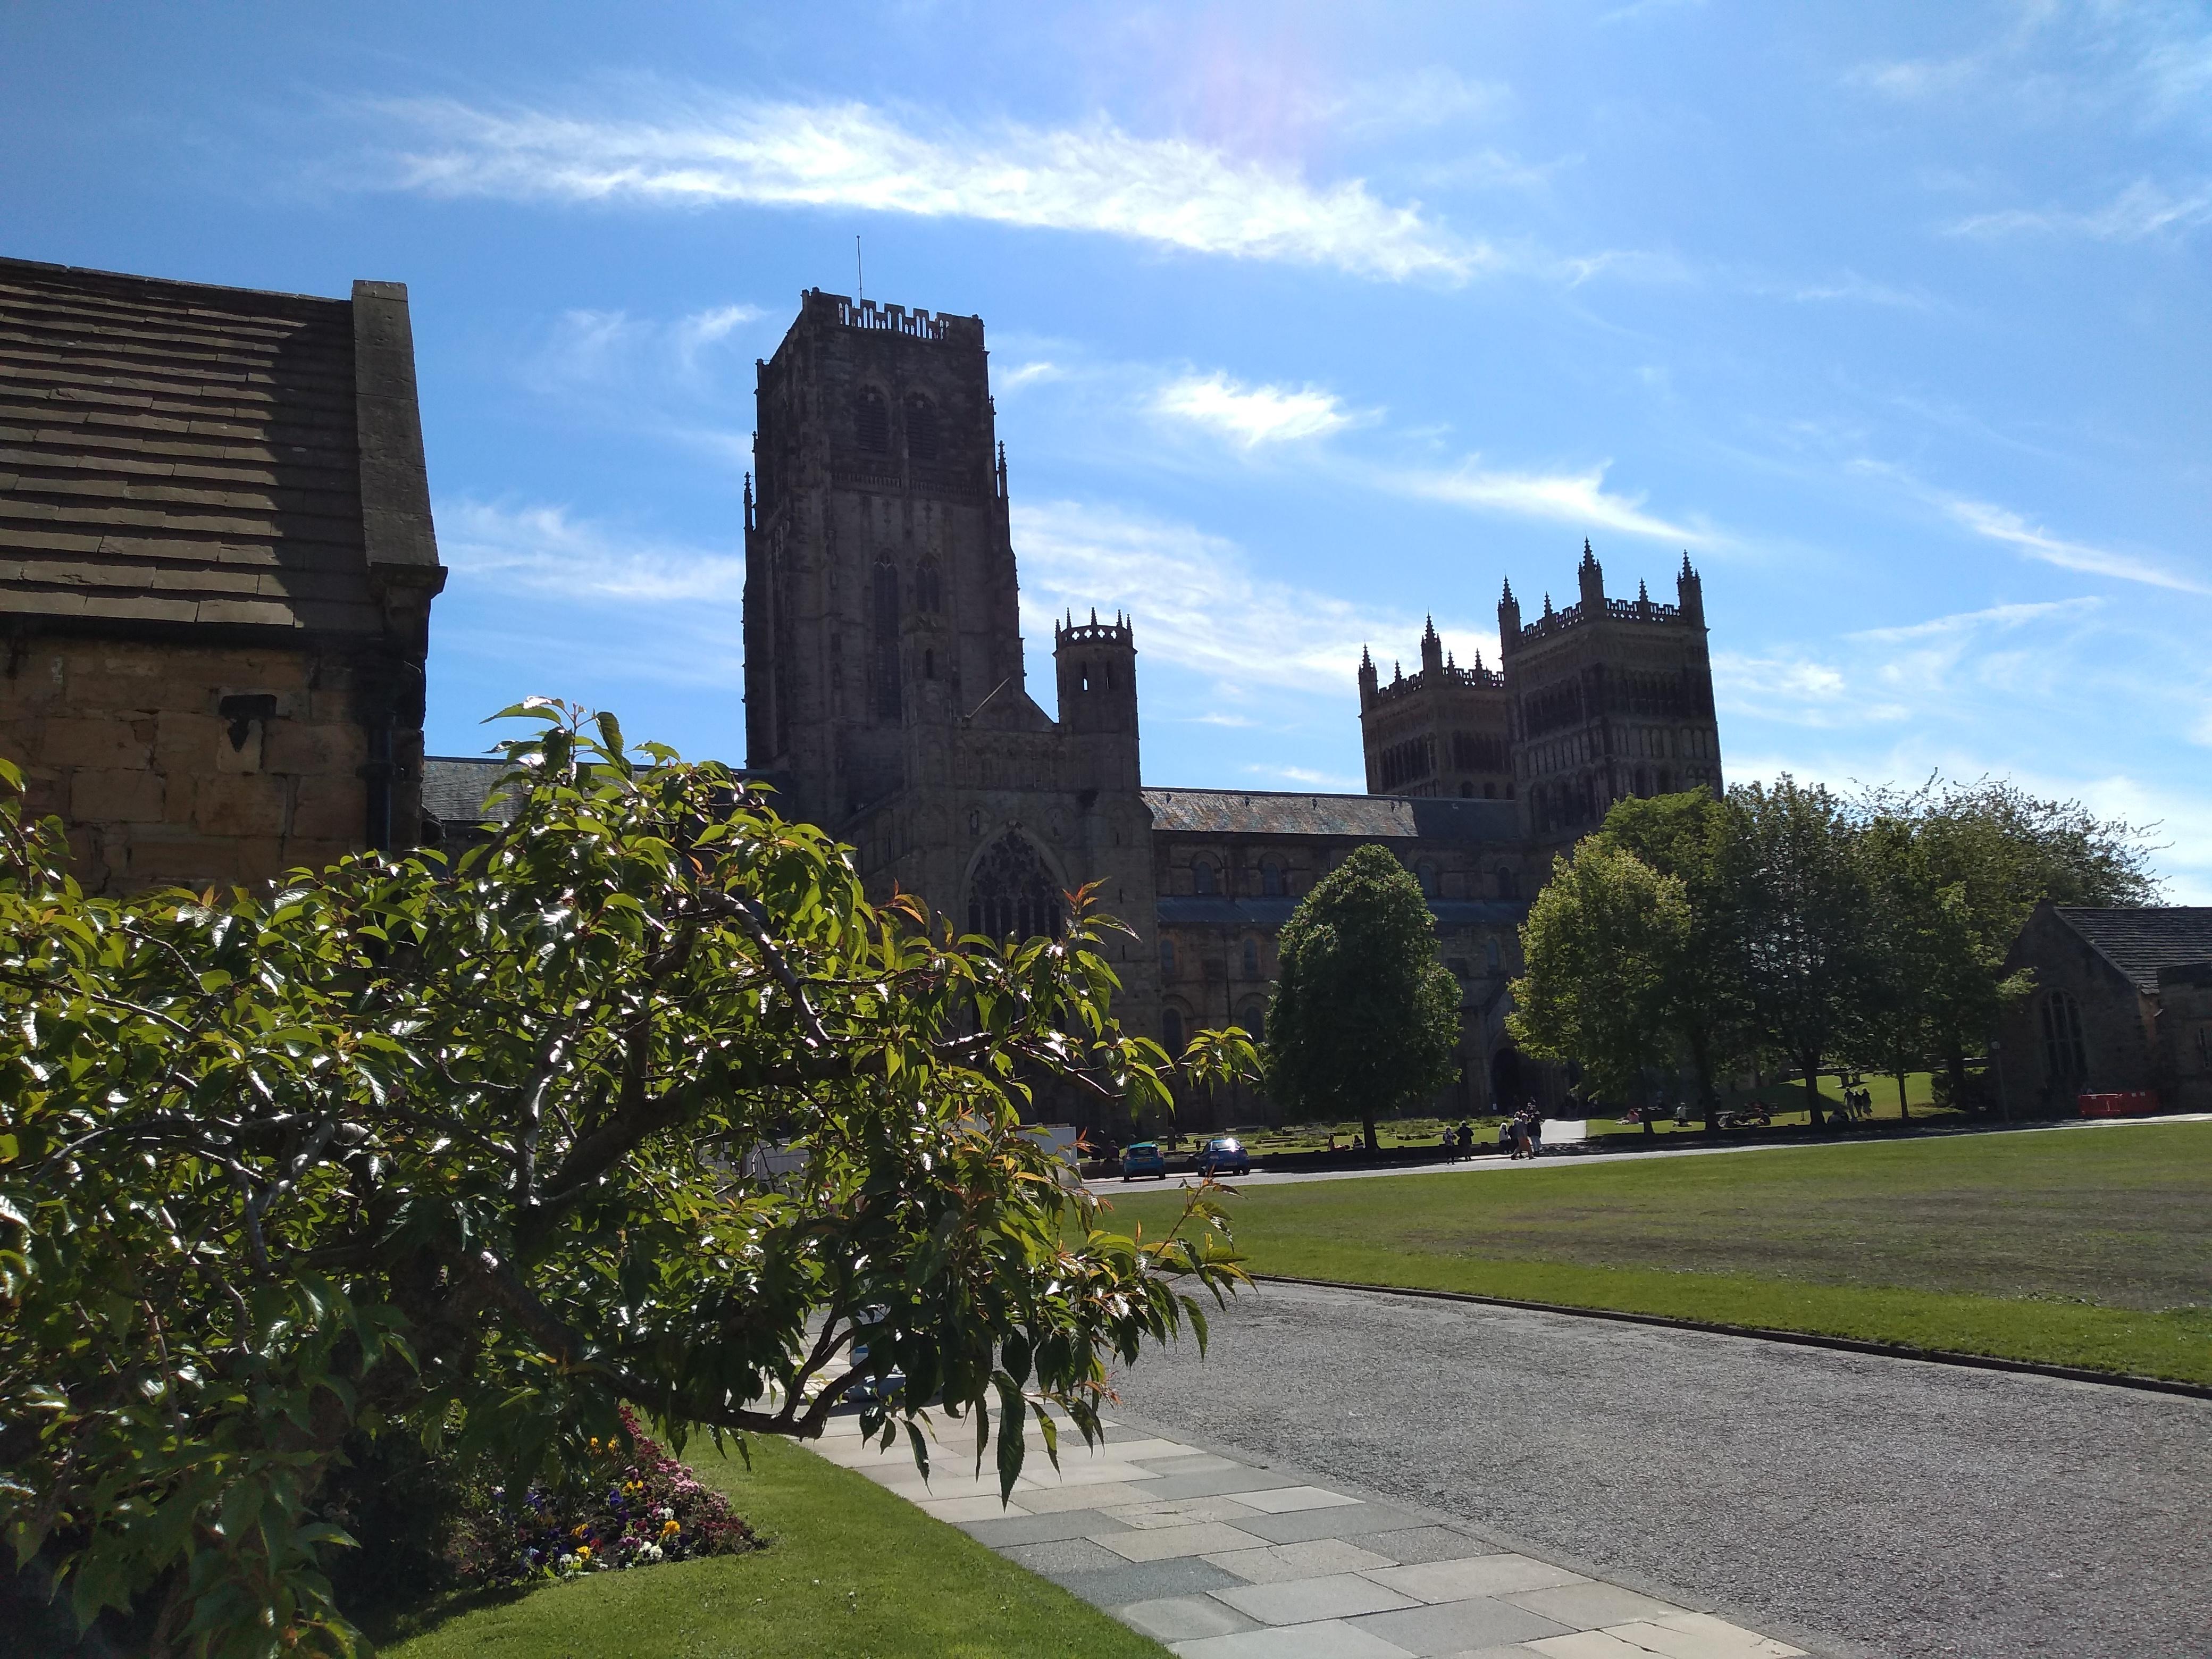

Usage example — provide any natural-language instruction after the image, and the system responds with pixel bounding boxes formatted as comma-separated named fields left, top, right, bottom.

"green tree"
left=0, top=705, right=1253, bottom=1657
left=1729, top=777, right=1870, bottom=1129
left=1508, top=840, right=1690, bottom=1111
left=1264, top=845, right=1461, bottom=1152
left=1596, top=790, right=1749, bottom=1132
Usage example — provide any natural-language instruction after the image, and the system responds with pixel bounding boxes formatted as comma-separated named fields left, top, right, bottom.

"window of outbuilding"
left=857, top=387, right=890, bottom=453
left=2040, top=988, right=2088, bottom=1084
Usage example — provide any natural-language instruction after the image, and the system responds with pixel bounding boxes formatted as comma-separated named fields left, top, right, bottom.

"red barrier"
left=2077, top=1092, right=2160, bottom=1118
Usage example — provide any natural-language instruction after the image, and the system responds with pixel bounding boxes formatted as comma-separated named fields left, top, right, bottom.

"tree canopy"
left=0, top=703, right=1253, bottom=1657
left=1264, top=844, right=1461, bottom=1151
left=1509, top=774, right=2160, bottom=1121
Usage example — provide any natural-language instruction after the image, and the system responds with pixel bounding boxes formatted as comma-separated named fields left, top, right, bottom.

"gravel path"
left=1110, top=1280, right=2212, bottom=1659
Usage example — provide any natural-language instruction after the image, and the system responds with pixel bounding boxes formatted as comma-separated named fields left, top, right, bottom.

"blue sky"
left=7, top=3, right=2208, bottom=893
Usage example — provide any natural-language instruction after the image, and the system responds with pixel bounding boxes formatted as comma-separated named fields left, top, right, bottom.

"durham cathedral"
left=1, top=262, right=1723, bottom=1127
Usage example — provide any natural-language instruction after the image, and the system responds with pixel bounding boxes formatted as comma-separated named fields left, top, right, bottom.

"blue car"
left=1196, top=1136, right=1252, bottom=1177
left=1119, top=1141, right=1168, bottom=1180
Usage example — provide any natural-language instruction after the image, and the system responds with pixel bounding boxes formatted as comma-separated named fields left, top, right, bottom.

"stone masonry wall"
left=1, top=635, right=374, bottom=894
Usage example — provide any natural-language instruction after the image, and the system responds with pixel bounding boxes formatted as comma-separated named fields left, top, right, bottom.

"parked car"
left=1119, top=1141, right=1168, bottom=1180
left=840, top=1305, right=907, bottom=1405
left=1196, top=1135, right=1252, bottom=1177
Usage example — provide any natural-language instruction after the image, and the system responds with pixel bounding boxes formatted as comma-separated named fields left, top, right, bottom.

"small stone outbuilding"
left=1994, top=903, right=2212, bottom=1116
left=0, top=256, right=445, bottom=893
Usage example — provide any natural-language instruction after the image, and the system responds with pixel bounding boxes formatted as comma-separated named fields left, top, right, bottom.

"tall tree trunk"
left=1802, top=1055, right=1825, bottom=1128
left=1361, top=1109, right=1377, bottom=1154
left=1688, top=1026, right=1720, bottom=1135
left=1894, top=1064, right=1911, bottom=1122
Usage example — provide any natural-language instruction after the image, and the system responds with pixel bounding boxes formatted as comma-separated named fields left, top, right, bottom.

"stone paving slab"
left=809, top=1403, right=1825, bottom=1657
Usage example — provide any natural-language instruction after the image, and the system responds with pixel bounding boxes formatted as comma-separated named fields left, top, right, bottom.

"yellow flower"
left=661, top=1519, right=681, bottom=1537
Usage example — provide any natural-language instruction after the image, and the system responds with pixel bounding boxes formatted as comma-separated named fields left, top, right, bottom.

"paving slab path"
left=811, top=1404, right=1818, bottom=1657
left=1105, top=1279, right=2212, bottom=1659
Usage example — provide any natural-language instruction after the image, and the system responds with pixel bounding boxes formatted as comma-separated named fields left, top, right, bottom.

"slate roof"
left=1143, top=787, right=1520, bottom=842
left=0, top=256, right=442, bottom=639
left=421, top=756, right=518, bottom=826
left=2052, top=907, right=2212, bottom=994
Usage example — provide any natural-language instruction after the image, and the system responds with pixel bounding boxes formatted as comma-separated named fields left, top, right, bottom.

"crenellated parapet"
left=799, top=287, right=984, bottom=346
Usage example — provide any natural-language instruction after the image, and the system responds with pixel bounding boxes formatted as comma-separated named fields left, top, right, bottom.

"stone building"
left=1993, top=903, right=2212, bottom=1116
left=421, top=287, right=1731, bottom=1129
left=0, top=256, right=445, bottom=891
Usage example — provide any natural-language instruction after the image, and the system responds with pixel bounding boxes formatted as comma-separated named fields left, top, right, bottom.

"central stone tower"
left=743, top=290, right=1159, bottom=1053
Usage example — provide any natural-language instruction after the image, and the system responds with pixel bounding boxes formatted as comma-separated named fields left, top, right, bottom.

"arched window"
left=1237, top=1000, right=1267, bottom=1043
left=1242, top=936, right=1259, bottom=977
left=904, top=394, right=939, bottom=460
left=856, top=387, right=890, bottom=453
left=1415, top=860, right=1439, bottom=898
left=2040, top=989, right=2088, bottom=1084
left=1260, top=859, right=1284, bottom=897
left=1460, top=783, right=1474, bottom=798
left=966, top=834, right=1063, bottom=941
left=1496, top=865, right=1519, bottom=899
left=1162, top=1005, right=1185, bottom=1054
left=916, top=556, right=942, bottom=613
left=1160, top=936, right=1177, bottom=977
left=923, top=648, right=935, bottom=681
left=872, top=558, right=901, bottom=720
left=1192, top=860, right=1218, bottom=896
left=1485, top=935, right=1502, bottom=972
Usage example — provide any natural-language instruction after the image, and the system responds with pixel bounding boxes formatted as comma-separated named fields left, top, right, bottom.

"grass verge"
left=1104, top=1121, right=2212, bottom=1386
left=375, top=1434, right=1164, bottom=1659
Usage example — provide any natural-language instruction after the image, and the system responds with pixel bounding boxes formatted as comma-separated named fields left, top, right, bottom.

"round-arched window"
left=905, top=393, right=940, bottom=460
left=1242, top=936, right=1260, bottom=977
left=1192, top=860, right=1218, bottom=896
left=966, top=834, right=1063, bottom=941
left=1260, top=859, right=1284, bottom=897
left=856, top=387, right=890, bottom=453
left=1237, top=1000, right=1267, bottom=1043
left=1496, top=865, right=1519, bottom=900
left=1162, top=1005, right=1186, bottom=1054
left=2040, top=989, right=2088, bottom=1084
left=1415, top=860, right=1439, bottom=898
left=1160, top=936, right=1177, bottom=976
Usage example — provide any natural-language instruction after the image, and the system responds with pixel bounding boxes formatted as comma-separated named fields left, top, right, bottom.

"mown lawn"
left=376, top=1434, right=1164, bottom=1659
left=1103, top=1120, right=2212, bottom=1384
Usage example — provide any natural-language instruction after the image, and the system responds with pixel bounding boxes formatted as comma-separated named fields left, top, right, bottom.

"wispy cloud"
left=526, top=302, right=763, bottom=394
left=376, top=96, right=1486, bottom=284
left=1000, top=360, right=1064, bottom=393
left=440, top=499, right=745, bottom=604
left=1152, top=372, right=1362, bottom=447
left=1948, top=178, right=2212, bottom=241
left=1245, top=762, right=1365, bottom=790
left=1393, top=459, right=1706, bottom=544
left=1012, top=499, right=1461, bottom=693
left=1941, top=497, right=2208, bottom=593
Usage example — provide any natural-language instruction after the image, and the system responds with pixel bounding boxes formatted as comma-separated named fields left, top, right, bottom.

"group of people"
left=1501, top=1108, right=1545, bottom=1160
left=1836, top=1082, right=1876, bottom=1122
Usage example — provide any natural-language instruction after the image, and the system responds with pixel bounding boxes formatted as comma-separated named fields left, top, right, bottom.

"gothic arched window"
left=1260, top=859, right=1284, bottom=898
left=905, top=393, right=940, bottom=460
left=2040, top=989, right=2088, bottom=1084
left=857, top=387, right=890, bottom=453
left=916, top=556, right=943, bottom=613
left=966, top=833, right=1063, bottom=941
left=872, top=558, right=901, bottom=720
left=1192, top=859, right=1218, bottom=896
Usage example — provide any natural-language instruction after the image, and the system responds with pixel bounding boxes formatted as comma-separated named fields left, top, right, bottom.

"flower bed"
left=458, top=1408, right=759, bottom=1584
